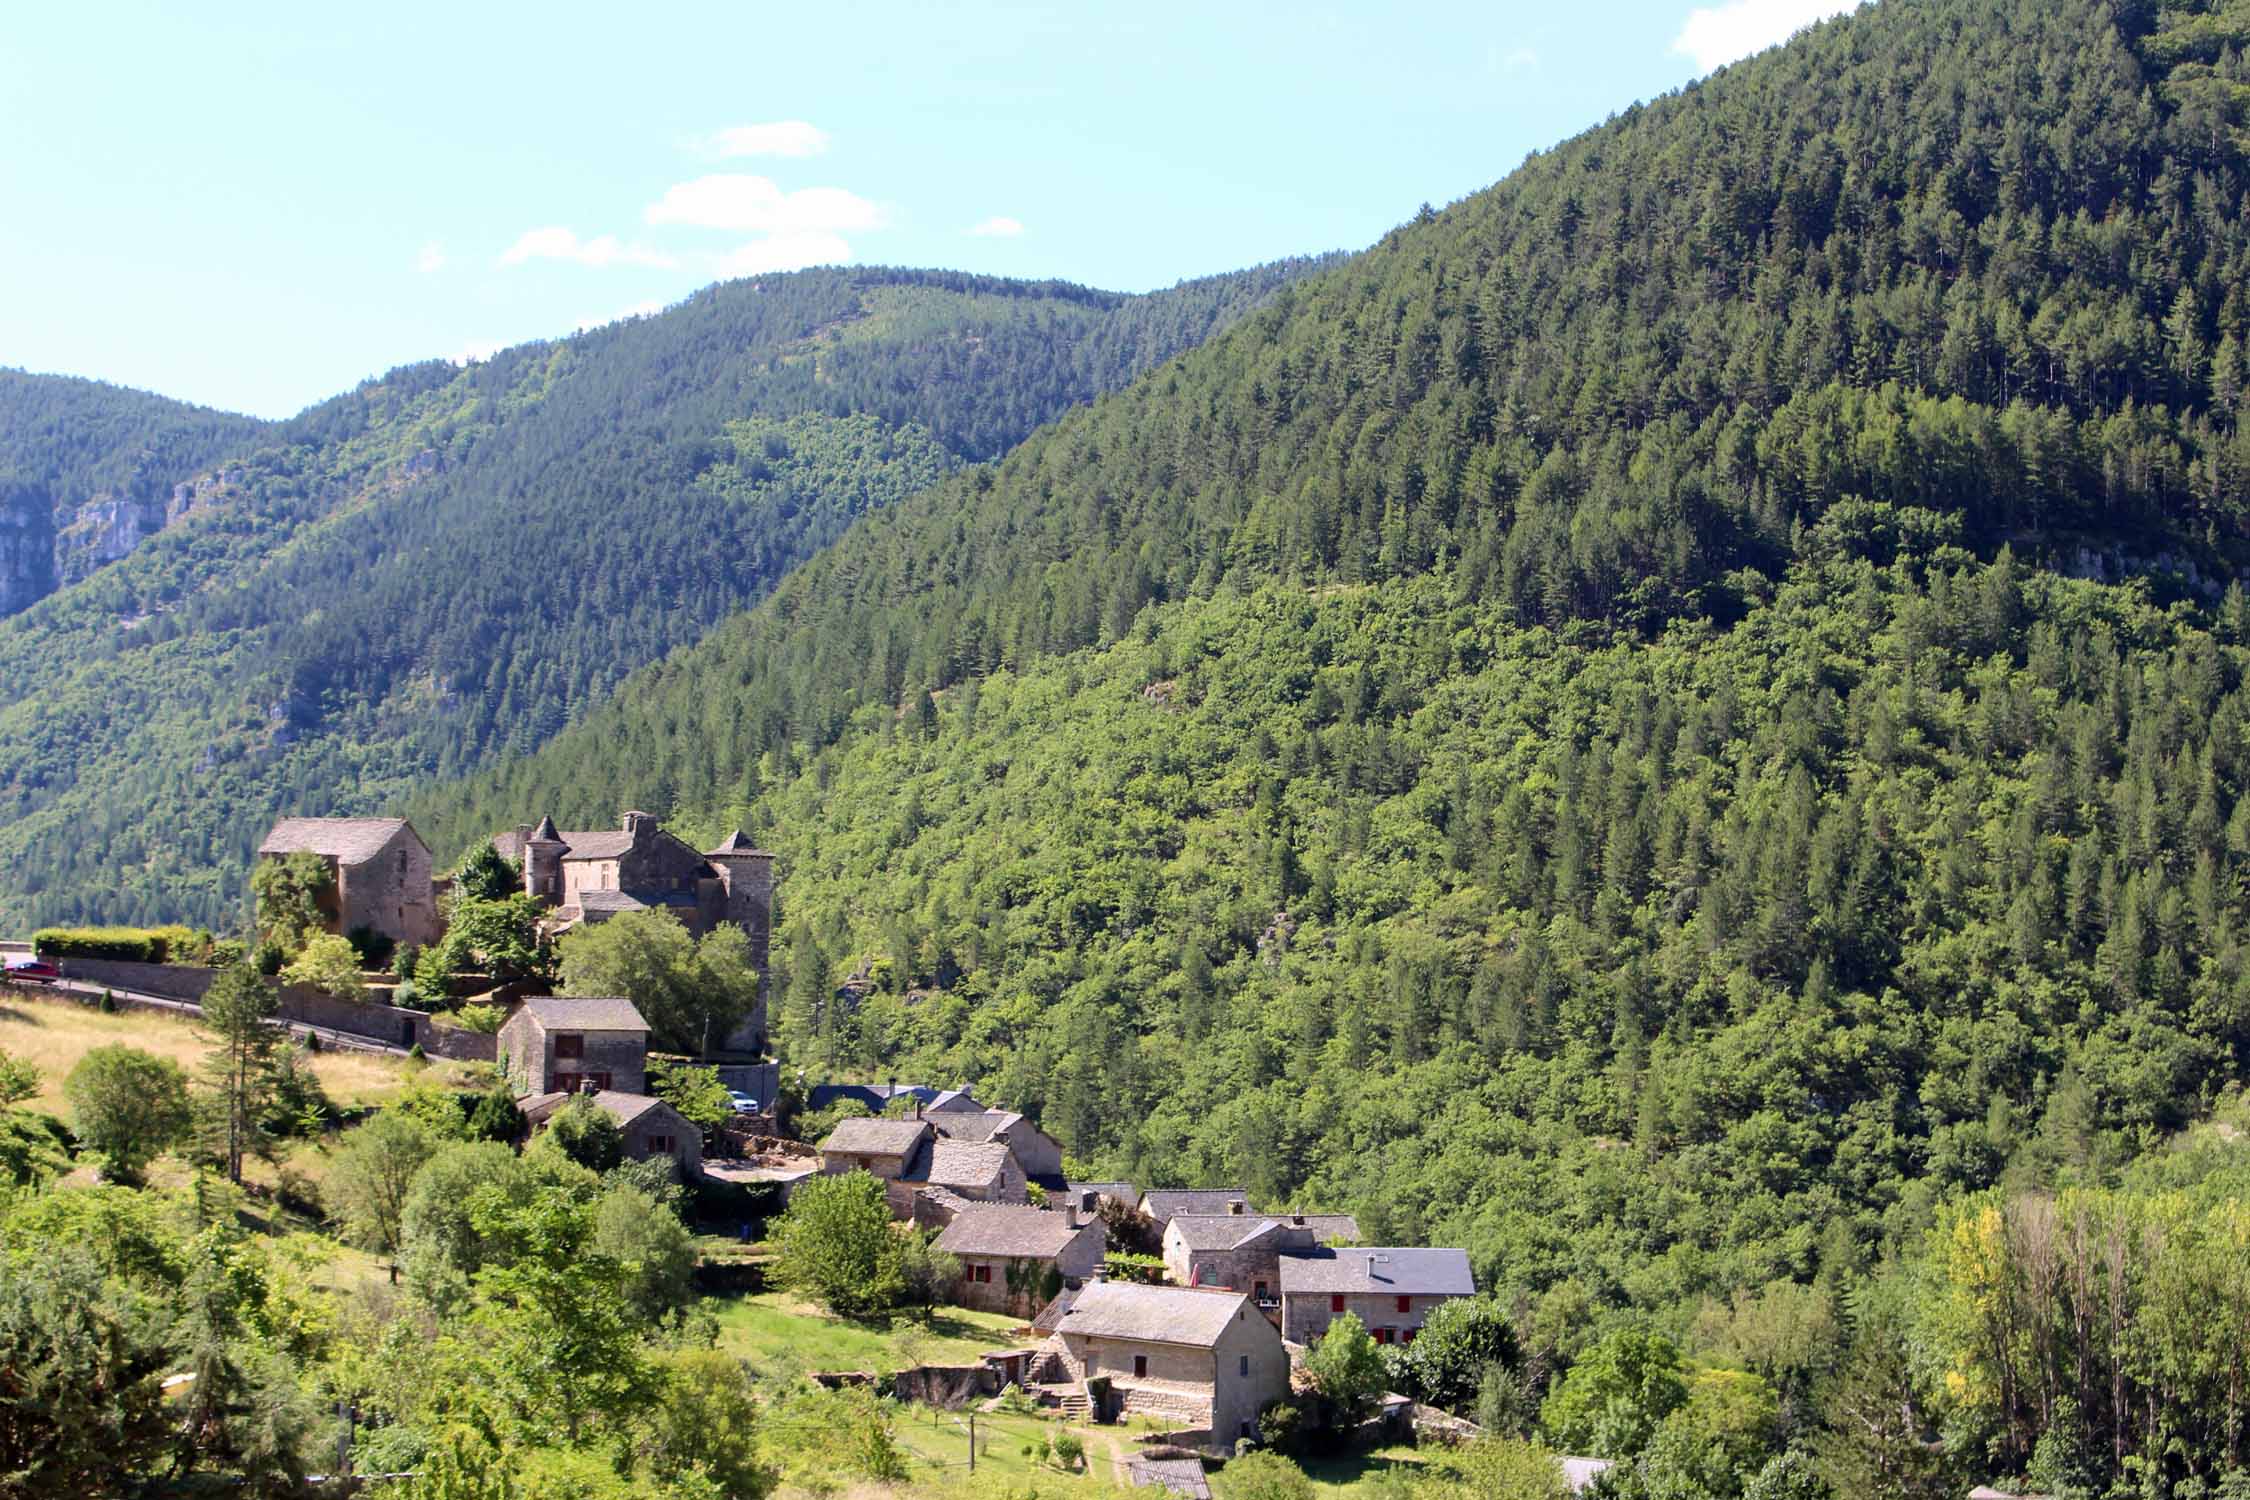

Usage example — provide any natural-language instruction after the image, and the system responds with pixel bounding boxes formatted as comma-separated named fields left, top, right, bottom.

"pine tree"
left=197, top=963, right=287, bottom=1184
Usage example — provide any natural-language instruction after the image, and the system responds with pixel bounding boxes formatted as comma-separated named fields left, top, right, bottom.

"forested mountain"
left=0, top=260, right=1332, bottom=928
left=410, top=0, right=2250, bottom=1485
left=0, top=370, right=268, bottom=614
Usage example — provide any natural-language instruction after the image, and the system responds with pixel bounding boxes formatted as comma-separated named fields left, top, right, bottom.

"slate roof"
left=927, top=1108, right=1025, bottom=1144
left=807, top=1082, right=940, bottom=1111
left=820, top=1117, right=932, bottom=1157
left=705, top=830, right=768, bottom=855
left=1289, top=1213, right=1361, bottom=1243
left=576, top=889, right=651, bottom=914
left=519, top=1089, right=672, bottom=1128
left=517, top=995, right=648, bottom=1031
left=1140, top=1188, right=1251, bottom=1226
left=258, top=816, right=418, bottom=865
left=1167, top=1215, right=1292, bottom=1252
left=531, top=815, right=562, bottom=842
left=1276, top=1247, right=1475, bottom=1297
left=1128, top=1456, right=1212, bottom=1499
left=555, top=830, right=637, bottom=860
left=1051, top=1282, right=1255, bottom=1348
left=928, top=1087, right=986, bottom=1112
left=916, top=1139, right=1014, bottom=1189
left=933, top=1205, right=1092, bottom=1258
left=1068, top=1180, right=1139, bottom=1204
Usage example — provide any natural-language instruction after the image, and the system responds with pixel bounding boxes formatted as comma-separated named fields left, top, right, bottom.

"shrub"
left=346, top=926, right=396, bottom=971
left=209, top=938, right=247, bottom=968
left=32, top=926, right=169, bottom=963
left=449, top=1003, right=504, bottom=1033
left=1217, top=1450, right=1314, bottom=1500
left=62, top=1045, right=192, bottom=1179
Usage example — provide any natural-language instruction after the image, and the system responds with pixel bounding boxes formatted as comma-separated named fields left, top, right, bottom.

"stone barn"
left=256, top=817, right=439, bottom=951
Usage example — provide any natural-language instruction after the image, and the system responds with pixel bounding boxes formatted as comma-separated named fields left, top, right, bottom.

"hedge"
left=32, top=926, right=176, bottom=963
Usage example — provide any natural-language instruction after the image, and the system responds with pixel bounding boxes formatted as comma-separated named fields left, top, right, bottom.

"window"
left=554, top=1073, right=582, bottom=1094
left=1330, top=1294, right=1346, bottom=1313
left=555, top=1034, right=584, bottom=1060
left=589, top=1072, right=612, bottom=1091
left=648, top=1135, right=672, bottom=1154
left=1133, top=1355, right=1148, bottom=1379
left=1254, top=1281, right=1268, bottom=1301
left=1374, top=1328, right=1395, bottom=1345
left=972, top=1264, right=992, bottom=1284
left=1396, top=1295, right=1412, bottom=1313
left=1403, top=1328, right=1418, bottom=1344
left=1239, top=1355, right=1249, bottom=1378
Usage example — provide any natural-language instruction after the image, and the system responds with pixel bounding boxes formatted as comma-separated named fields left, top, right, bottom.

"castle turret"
left=703, top=831, right=773, bottom=969
left=523, top=815, right=565, bottom=906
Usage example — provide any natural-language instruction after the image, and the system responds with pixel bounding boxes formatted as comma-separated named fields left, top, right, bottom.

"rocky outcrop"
left=54, top=493, right=167, bottom=587
left=166, top=466, right=244, bottom=525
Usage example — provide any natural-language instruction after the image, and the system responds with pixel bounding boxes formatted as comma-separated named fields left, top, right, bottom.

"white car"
left=726, top=1090, right=760, bottom=1115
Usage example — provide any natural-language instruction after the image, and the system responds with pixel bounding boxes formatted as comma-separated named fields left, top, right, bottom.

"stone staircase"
left=1033, top=1382, right=1093, bottom=1419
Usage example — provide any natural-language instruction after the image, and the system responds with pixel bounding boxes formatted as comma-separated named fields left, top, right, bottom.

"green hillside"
left=405, top=0, right=2250, bottom=1484
left=0, top=261, right=1331, bottom=929
left=0, top=369, right=269, bottom=613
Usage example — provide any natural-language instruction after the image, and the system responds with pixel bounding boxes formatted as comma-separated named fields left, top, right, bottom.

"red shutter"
left=1397, top=1295, right=1411, bottom=1313
left=1331, top=1294, right=1345, bottom=1313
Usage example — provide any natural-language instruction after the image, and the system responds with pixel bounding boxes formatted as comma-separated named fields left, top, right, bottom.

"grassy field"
left=711, top=1289, right=1031, bottom=1386
left=0, top=988, right=431, bottom=1118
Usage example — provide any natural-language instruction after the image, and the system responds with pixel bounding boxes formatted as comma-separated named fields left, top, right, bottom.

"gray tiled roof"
left=518, top=1089, right=672, bottom=1127
left=1167, top=1215, right=1290, bottom=1252
left=1291, top=1214, right=1361, bottom=1243
left=1140, top=1188, right=1250, bottom=1226
left=820, top=1117, right=932, bottom=1157
left=518, top=995, right=648, bottom=1031
left=933, top=1206, right=1094, bottom=1258
left=916, top=1139, right=1014, bottom=1189
left=705, top=830, right=767, bottom=855
left=1276, top=1247, right=1475, bottom=1297
left=1129, top=1456, right=1213, bottom=1499
left=1052, top=1282, right=1255, bottom=1348
left=1068, top=1180, right=1139, bottom=1203
left=258, top=816, right=418, bottom=865
left=555, top=830, right=637, bottom=860
left=576, top=889, right=650, bottom=913
left=927, top=1108, right=1024, bottom=1144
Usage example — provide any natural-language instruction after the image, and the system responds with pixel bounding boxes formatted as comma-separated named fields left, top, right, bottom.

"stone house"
left=1046, top=1282, right=1290, bottom=1441
left=913, top=1140, right=1029, bottom=1203
left=500, top=995, right=651, bottom=1097
left=1138, top=1188, right=1251, bottom=1233
left=817, top=1117, right=933, bottom=1180
left=1162, top=1212, right=1363, bottom=1303
left=256, top=817, right=439, bottom=950
left=933, top=1204, right=1107, bottom=1314
left=520, top=1088, right=702, bottom=1175
left=926, top=1106, right=1066, bottom=1189
left=492, top=811, right=772, bottom=1052
left=1276, top=1247, right=1476, bottom=1346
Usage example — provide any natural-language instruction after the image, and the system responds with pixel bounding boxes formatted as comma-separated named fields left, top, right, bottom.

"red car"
left=3, top=960, right=60, bottom=984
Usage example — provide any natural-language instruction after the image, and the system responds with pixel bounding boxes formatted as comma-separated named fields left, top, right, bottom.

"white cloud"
left=1672, top=0, right=1857, bottom=71
left=967, top=216, right=1024, bottom=238
left=714, top=231, right=853, bottom=278
left=575, top=299, right=666, bottom=332
left=448, top=339, right=505, bottom=367
left=415, top=241, right=446, bottom=274
left=645, top=174, right=887, bottom=234
left=707, top=120, right=829, bottom=158
left=498, top=225, right=679, bottom=270
left=1498, top=45, right=1539, bottom=71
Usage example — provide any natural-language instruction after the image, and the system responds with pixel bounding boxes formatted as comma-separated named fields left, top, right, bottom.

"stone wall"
left=53, top=958, right=495, bottom=1062
left=332, top=827, right=438, bottom=950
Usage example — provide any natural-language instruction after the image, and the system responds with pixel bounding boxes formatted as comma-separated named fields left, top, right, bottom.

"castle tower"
left=703, top=831, right=773, bottom=971
left=523, top=815, right=565, bottom=906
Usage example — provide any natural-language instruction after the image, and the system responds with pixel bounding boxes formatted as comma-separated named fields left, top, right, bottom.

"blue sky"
left=0, top=0, right=1854, bottom=419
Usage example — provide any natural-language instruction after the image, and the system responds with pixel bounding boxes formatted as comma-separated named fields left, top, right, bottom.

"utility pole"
left=967, top=1411, right=976, bottom=1474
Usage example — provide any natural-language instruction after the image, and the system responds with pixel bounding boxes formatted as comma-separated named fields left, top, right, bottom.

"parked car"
left=3, top=959, right=60, bottom=985
left=727, top=1090, right=761, bottom=1115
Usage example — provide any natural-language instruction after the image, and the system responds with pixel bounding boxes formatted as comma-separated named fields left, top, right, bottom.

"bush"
left=147, top=925, right=214, bottom=965
left=530, top=1096, right=624, bottom=1172
left=32, top=926, right=170, bottom=963
left=62, top=1045, right=192, bottom=1179
left=208, top=938, right=247, bottom=968
left=1217, top=1450, right=1314, bottom=1500
left=450, top=1003, right=504, bottom=1032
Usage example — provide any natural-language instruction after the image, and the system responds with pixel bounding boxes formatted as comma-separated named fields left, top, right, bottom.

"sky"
left=0, top=0, right=1857, bottom=419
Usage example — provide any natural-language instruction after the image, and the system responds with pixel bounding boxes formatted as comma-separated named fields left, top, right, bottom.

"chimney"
left=1064, top=1201, right=1080, bottom=1229
left=1228, top=1200, right=1245, bottom=1215
left=914, top=1096, right=923, bottom=1119
left=1291, top=1214, right=1305, bottom=1227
